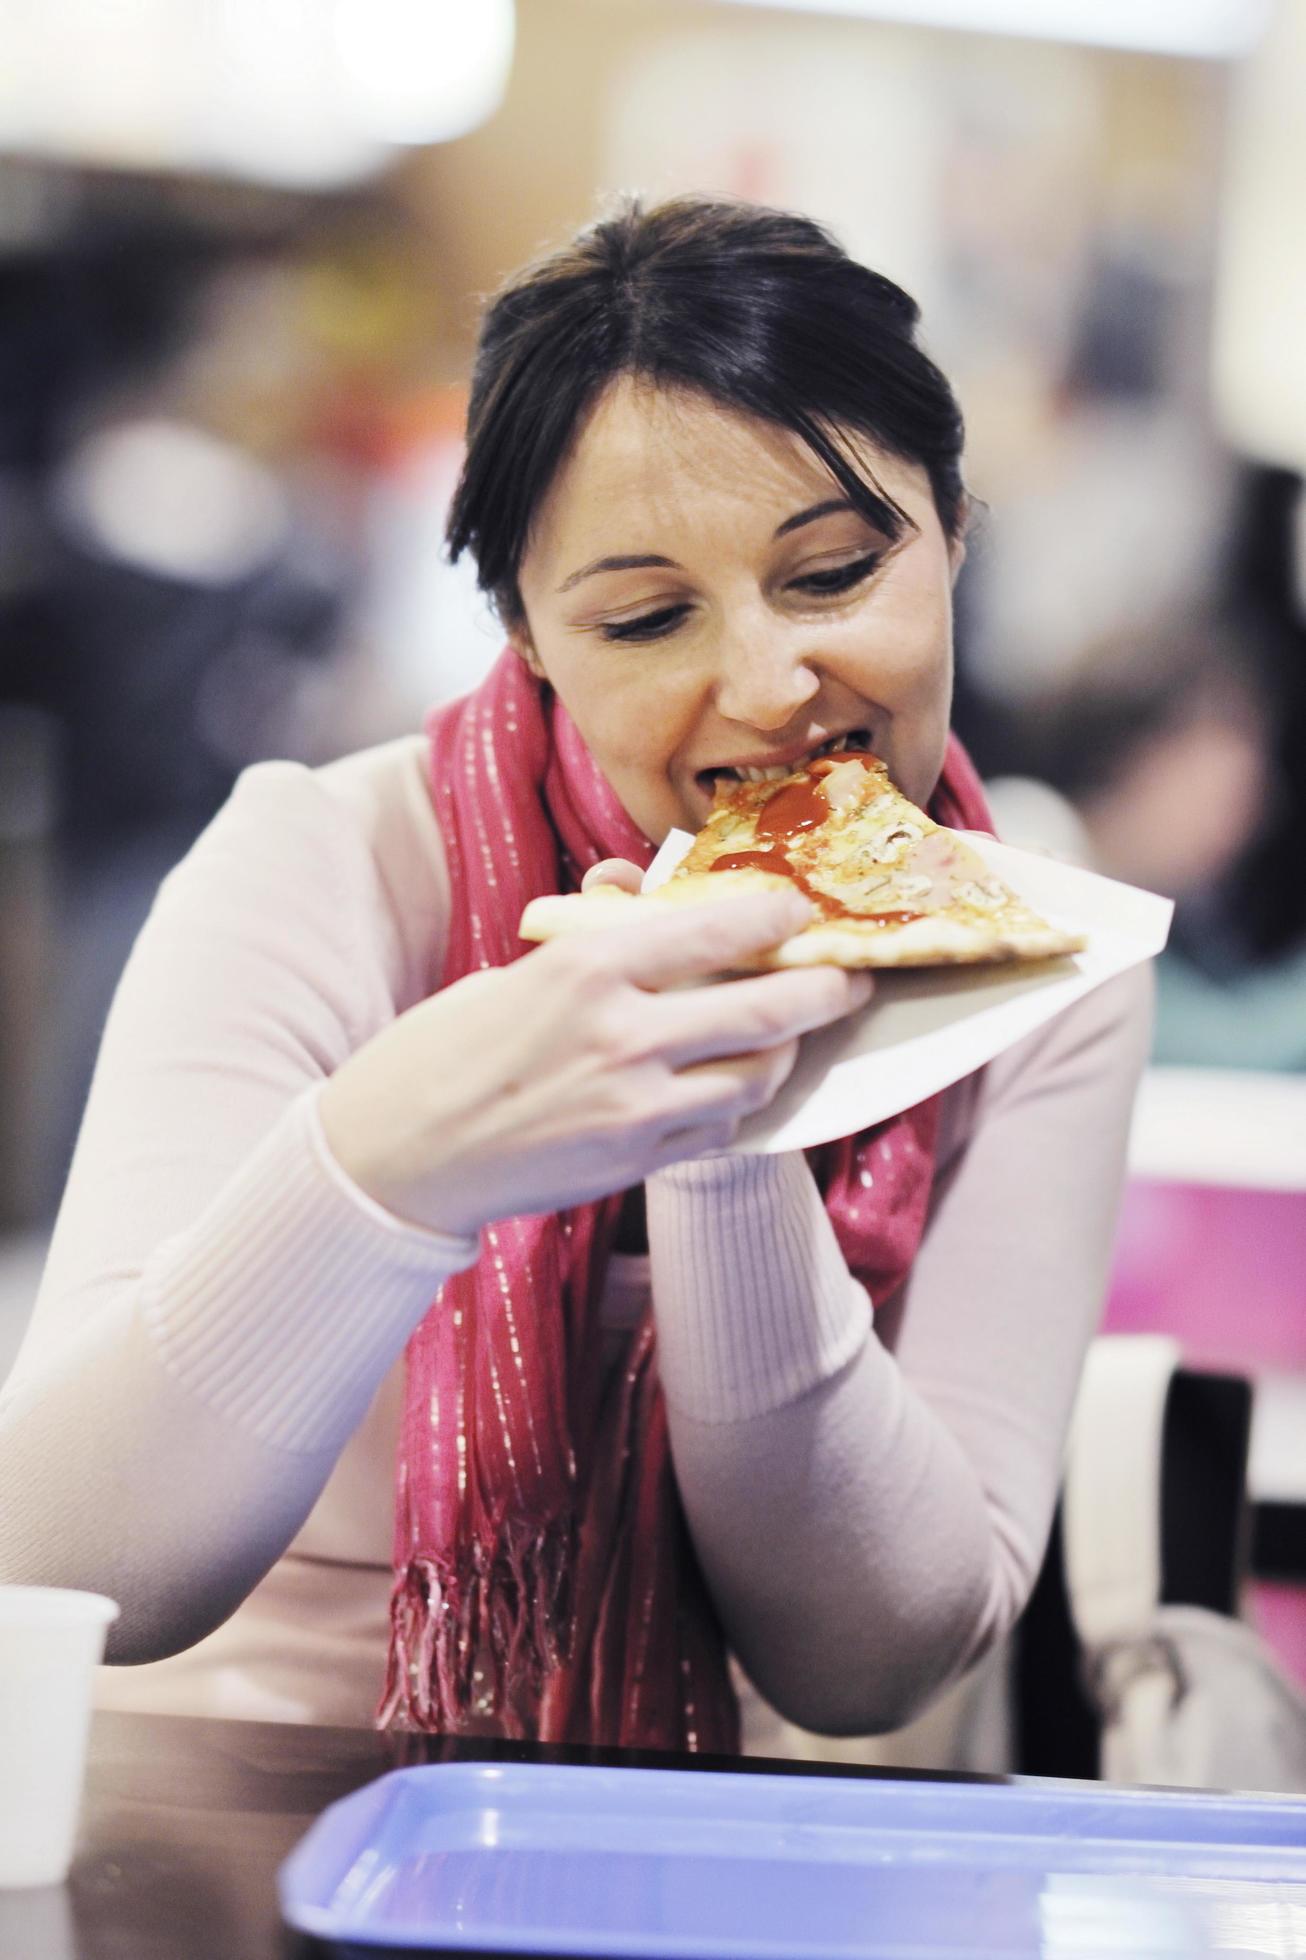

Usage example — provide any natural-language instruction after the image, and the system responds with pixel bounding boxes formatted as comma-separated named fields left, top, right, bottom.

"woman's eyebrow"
left=557, top=492, right=900, bottom=592
left=774, top=495, right=900, bottom=538
left=557, top=553, right=678, bottom=593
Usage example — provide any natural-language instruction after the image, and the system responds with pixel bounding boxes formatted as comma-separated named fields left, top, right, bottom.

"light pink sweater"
left=0, top=734, right=1151, bottom=1739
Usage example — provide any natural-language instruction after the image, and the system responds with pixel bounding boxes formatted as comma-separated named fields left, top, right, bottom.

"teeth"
left=720, top=730, right=869, bottom=783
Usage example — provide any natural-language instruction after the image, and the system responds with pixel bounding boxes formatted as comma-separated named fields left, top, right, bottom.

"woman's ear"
left=509, top=623, right=547, bottom=680
left=948, top=497, right=972, bottom=586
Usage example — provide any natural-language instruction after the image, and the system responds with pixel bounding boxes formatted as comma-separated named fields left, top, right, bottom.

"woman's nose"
left=713, top=629, right=821, bottom=731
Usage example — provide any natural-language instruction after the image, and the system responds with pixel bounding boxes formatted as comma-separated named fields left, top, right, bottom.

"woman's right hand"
left=317, top=886, right=871, bottom=1237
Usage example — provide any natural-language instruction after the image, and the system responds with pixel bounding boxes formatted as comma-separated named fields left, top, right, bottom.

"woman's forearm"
left=0, top=1299, right=341, bottom=1664
left=648, top=967, right=1152, bottom=1736
left=646, top=1150, right=1001, bottom=1733
left=0, top=1092, right=475, bottom=1661
left=662, top=1330, right=1011, bottom=1735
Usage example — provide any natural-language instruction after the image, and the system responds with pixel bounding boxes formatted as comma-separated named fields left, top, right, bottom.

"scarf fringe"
left=378, top=1521, right=575, bottom=1735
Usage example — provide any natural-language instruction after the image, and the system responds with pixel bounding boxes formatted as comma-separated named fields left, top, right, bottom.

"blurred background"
left=1, top=0, right=1303, bottom=1694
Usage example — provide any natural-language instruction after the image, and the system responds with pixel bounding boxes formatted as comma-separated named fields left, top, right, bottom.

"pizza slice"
left=519, top=751, right=1085, bottom=970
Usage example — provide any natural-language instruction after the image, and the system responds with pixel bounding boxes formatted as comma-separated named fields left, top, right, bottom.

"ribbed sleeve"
left=653, top=969, right=1154, bottom=1737
left=645, top=1151, right=870, bottom=1423
left=140, top=1087, right=478, bottom=1453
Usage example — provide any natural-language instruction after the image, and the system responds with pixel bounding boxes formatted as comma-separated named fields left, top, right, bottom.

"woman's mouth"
left=696, top=728, right=873, bottom=794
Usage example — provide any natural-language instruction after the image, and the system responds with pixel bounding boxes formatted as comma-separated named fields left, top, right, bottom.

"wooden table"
left=0, top=1709, right=398, bottom=1958
left=2, top=1709, right=949, bottom=1959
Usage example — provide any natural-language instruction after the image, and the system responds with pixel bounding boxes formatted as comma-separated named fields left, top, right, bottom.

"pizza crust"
left=517, top=869, right=793, bottom=941
left=518, top=888, right=645, bottom=939
left=731, top=913, right=1083, bottom=969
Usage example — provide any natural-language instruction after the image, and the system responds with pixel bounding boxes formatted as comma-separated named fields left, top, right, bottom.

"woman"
left=0, top=198, right=1150, bottom=1751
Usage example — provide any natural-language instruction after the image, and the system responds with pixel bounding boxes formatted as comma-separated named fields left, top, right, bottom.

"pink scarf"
left=379, top=649, right=993, bottom=1747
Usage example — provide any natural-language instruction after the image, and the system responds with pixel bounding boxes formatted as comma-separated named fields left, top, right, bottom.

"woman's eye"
left=596, top=555, right=879, bottom=641
left=789, top=553, right=881, bottom=597
left=600, top=604, right=691, bottom=644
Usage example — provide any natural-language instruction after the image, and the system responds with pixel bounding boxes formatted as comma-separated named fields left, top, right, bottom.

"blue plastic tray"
left=278, top=1761, right=1306, bottom=1956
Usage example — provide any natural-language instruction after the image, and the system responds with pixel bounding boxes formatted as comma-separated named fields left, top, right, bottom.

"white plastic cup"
left=0, top=1586, right=120, bottom=1888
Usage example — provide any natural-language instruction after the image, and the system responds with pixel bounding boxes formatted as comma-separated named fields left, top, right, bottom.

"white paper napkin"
left=642, top=829, right=1173, bottom=1154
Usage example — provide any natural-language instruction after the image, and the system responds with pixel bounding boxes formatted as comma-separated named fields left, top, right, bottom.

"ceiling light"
left=0, top=0, right=515, bottom=187
left=332, top=0, right=515, bottom=147
left=706, top=0, right=1270, bottom=60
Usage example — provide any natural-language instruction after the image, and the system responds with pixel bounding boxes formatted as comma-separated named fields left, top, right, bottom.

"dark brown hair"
left=447, top=195, right=967, bottom=628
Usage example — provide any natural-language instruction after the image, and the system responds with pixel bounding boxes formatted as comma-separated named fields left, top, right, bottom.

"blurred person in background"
left=0, top=211, right=364, bottom=1222
left=0, top=197, right=1150, bottom=1754
left=980, top=481, right=1306, bottom=1072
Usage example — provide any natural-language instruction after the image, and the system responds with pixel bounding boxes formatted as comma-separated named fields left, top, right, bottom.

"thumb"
left=582, top=858, right=645, bottom=895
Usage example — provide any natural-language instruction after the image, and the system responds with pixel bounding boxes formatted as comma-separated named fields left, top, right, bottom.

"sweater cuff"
left=646, top=1151, right=870, bottom=1423
left=140, top=1088, right=479, bottom=1453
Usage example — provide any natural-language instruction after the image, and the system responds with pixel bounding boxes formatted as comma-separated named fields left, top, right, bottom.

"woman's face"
left=514, top=378, right=963, bottom=845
